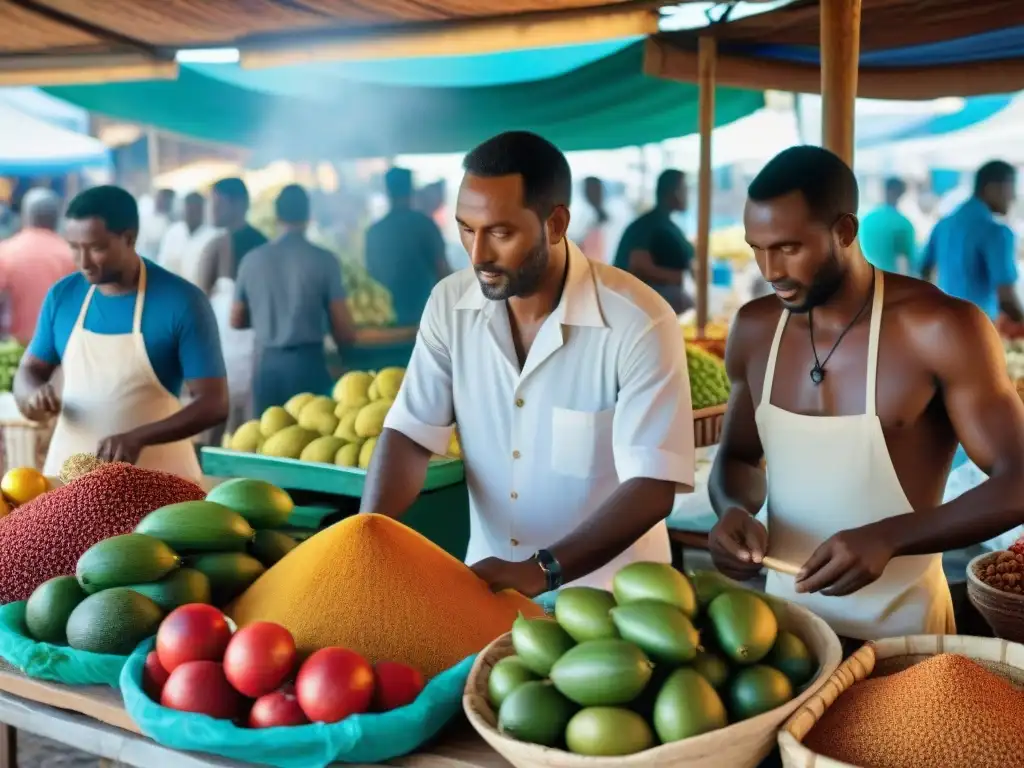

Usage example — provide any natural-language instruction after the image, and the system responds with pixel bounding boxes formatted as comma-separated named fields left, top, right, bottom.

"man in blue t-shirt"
left=920, top=161, right=1024, bottom=322
left=14, top=185, right=228, bottom=480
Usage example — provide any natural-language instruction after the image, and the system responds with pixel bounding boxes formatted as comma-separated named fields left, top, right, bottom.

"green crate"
left=201, top=448, right=469, bottom=559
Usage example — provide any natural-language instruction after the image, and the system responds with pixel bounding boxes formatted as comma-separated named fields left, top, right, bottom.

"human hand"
left=795, top=527, right=895, bottom=596
left=471, top=556, right=547, bottom=598
left=25, top=383, right=61, bottom=421
left=96, top=430, right=145, bottom=464
left=708, top=508, right=769, bottom=581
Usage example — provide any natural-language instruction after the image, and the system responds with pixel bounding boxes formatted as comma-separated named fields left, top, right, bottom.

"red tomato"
left=249, top=685, right=310, bottom=728
left=372, top=661, right=425, bottom=712
left=295, top=647, right=374, bottom=724
left=161, top=661, right=243, bottom=720
left=142, top=651, right=170, bottom=701
left=224, top=622, right=297, bottom=698
left=156, top=604, right=233, bottom=673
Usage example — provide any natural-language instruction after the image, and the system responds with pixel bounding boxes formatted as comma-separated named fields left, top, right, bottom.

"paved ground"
left=17, top=733, right=121, bottom=767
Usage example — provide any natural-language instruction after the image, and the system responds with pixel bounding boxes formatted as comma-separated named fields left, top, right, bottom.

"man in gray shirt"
left=231, top=184, right=358, bottom=413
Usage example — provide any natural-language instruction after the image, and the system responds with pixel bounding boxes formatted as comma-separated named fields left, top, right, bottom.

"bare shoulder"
left=728, top=296, right=784, bottom=358
left=884, top=273, right=1002, bottom=367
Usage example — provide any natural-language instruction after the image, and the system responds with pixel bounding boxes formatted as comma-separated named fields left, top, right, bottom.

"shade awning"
left=42, top=41, right=765, bottom=159
left=646, top=0, right=1024, bottom=99
left=0, top=103, right=110, bottom=174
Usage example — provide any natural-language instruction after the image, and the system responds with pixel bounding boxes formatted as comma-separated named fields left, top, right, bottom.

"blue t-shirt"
left=28, top=259, right=226, bottom=396
left=920, top=197, right=1017, bottom=319
left=859, top=204, right=916, bottom=273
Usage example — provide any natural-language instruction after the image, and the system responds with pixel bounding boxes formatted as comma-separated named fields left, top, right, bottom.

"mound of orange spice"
left=805, top=653, right=1024, bottom=767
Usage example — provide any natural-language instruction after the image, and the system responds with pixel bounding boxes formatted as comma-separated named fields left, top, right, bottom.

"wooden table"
left=0, top=662, right=510, bottom=768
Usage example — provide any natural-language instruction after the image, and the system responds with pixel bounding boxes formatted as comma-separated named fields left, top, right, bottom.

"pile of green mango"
left=488, top=564, right=817, bottom=758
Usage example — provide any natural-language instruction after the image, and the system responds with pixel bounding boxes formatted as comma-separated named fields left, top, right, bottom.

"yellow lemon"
left=1, top=467, right=49, bottom=506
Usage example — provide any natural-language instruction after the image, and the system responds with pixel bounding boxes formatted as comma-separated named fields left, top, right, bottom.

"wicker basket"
left=779, top=634, right=1024, bottom=767
left=694, top=404, right=726, bottom=448
left=463, top=600, right=842, bottom=768
left=966, top=551, right=1024, bottom=643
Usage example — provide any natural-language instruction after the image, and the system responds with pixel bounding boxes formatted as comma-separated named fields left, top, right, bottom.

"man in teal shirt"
left=920, top=161, right=1023, bottom=322
left=859, top=177, right=916, bottom=274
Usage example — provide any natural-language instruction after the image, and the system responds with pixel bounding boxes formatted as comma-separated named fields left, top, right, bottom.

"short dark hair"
left=184, top=191, right=205, bottom=205
left=975, top=160, right=1015, bottom=196
left=748, top=146, right=858, bottom=224
left=656, top=170, right=684, bottom=204
left=66, top=185, right=139, bottom=234
left=884, top=177, right=906, bottom=196
left=211, top=177, right=250, bottom=207
left=463, top=131, right=572, bottom=215
left=385, top=167, right=413, bottom=200
left=275, top=184, right=310, bottom=223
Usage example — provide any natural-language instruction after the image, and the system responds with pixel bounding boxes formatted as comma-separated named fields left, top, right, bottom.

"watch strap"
left=534, top=549, right=563, bottom=592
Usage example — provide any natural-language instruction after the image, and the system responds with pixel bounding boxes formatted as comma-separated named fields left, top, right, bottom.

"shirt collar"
left=454, top=239, right=607, bottom=328
left=964, top=196, right=995, bottom=220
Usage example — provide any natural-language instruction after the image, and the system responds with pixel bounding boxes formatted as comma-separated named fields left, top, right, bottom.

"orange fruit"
left=0, top=495, right=8, bottom=519
left=1, top=467, right=49, bottom=507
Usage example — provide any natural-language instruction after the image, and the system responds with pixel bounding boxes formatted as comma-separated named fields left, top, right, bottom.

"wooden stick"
left=762, top=556, right=801, bottom=577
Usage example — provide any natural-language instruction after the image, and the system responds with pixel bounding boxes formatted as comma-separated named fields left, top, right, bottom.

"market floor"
left=18, top=732, right=122, bottom=767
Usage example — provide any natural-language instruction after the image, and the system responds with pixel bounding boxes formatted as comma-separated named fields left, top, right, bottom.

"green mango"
left=708, top=590, right=778, bottom=665
left=554, top=587, right=618, bottom=642
left=511, top=614, right=575, bottom=676
left=609, top=600, right=699, bottom=664
left=613, top=562, right=697, bottom=617
left=654, top=667, right=729, bottom=742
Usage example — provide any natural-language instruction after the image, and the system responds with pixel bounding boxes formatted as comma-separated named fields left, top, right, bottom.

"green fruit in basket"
left=65, top=588, right=164, bottom=655
left=708, top=590, right=778, bottom=665
left=205, top=478, right=294, bottom=530
left=76, top=534, right=181, bottom=594
left=25, top=576, right=87, bottom=644
left=188, top=553, right=266, bottom=606
left=554, top=587, right=618, bottom=643
left=766, top=631, right=815, bottom=687
left=692, top=650, right=731, bottom=690
left=136, top=501, right=254, bottom=553
left=497, top=680, right=576, bottom=747
left=610, top=600, right=699, bottom=664
left=511, top=614, right=575, bottom=676
left=249, top=529, right=299, bottom=567
left=687, top=569, right=737, bottom=609
left=654, top=667, right=728, bottom=742
left=126, top=567, right=211, bottom=612
left=487, top=656, right=539, bottom=708
left=728, top=664, right=793, bottom=721
left=565, top=707, right=653, bottom=757
left=612, top=562, right=697, bottom=617
left=550, top=639, right=653, bottom=707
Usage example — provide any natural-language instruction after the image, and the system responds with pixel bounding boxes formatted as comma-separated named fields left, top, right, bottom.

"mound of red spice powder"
left=0, top=463, right=205, bottom=603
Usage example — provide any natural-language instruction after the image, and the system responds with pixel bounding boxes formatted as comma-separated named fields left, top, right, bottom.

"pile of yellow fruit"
left=224, top=367, right=460, bottom=470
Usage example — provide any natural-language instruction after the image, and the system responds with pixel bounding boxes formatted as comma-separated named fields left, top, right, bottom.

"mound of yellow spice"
left=805, top=653, right=1024, bottom=767
left=227, top=514, right=544, bottom=677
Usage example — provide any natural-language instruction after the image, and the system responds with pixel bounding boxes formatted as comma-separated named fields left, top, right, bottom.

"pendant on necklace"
left=810, top=366, right=825, bottom=385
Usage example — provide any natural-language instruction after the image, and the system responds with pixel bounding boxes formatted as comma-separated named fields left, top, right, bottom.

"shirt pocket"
left=551, top=406, right=615, bottom=479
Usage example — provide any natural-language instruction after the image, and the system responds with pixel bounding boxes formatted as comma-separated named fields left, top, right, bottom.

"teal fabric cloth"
left=43, top=44, right=765, bottom=158
left=859, top=204, right=917, bottom=273
left=0, top=601, right=128, bottom=687
left=120, top=638, right=475, bottom=768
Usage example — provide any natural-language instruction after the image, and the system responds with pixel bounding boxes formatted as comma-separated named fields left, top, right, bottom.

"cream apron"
left=757, top=271, right=955, bottom=639
left=42, top=260, right=203, bottom=482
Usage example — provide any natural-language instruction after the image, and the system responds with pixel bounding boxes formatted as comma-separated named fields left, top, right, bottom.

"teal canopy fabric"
left=43, top=42, right=764, bottom=159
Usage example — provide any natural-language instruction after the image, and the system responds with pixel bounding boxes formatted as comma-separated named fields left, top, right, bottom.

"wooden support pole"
left=820, top=0, right=862, bottom=165
left=695, top=35, right=716, bottom=335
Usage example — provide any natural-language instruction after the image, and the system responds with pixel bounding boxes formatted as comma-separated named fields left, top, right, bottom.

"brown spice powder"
left=805, top=653, right=1024, bottom=767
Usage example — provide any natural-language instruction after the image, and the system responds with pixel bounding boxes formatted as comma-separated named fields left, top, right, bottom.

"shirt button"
left=515, top=398, right=525, bottom=408
left=510, top=491, right=518, bottom=500
left=512, top=450, right=521, bottom=459
left=511, top=538, right=520, bottom=547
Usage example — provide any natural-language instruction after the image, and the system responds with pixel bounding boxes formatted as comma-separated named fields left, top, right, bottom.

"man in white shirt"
left=360, top=131, right=694, bottom=596
left=157, top=192, right=216, bottom=286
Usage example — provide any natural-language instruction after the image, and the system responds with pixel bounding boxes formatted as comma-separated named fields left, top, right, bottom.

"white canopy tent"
left=0, top=102, right=110, bottom=176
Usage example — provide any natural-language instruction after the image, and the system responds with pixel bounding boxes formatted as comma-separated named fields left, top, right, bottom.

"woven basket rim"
left=693, top=404, right=727, bottom=419
left=464, top=600, right=842, bottom=766
left=966, top=551, right=1024, bottom=604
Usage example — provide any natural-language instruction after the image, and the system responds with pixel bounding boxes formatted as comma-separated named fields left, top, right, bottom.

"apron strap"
left=865, top=269, right=885, bottom=417
left=761, top=308, right=790, bottom=408
left=74, top=286, right=96, bottom=331
left=133, top=259, right=148, bottom=335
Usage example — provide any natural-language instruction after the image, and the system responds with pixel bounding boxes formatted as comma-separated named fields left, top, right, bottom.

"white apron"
left=43, top=260, right=203, bottom=483
left=756, top=271, right=955, bottom=639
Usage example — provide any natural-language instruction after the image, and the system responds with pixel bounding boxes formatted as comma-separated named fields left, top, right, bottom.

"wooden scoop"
left=761, top=556, right=801, bottom=578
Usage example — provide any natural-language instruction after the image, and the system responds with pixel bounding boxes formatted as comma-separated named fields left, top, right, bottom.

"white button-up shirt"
left=384, top=240, right=694, bottom=590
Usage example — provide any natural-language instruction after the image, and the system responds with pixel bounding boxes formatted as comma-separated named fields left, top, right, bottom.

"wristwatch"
left=533, top=549, right=564, bottom=592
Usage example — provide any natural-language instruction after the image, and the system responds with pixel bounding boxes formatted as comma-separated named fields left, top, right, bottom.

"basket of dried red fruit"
left=967, top=547, right=1024, bottom=643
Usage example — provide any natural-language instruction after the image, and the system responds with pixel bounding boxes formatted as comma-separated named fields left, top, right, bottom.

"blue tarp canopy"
left=42, top=40, right=765, bottom=158
left=648, top=0, right=1024, bottom=99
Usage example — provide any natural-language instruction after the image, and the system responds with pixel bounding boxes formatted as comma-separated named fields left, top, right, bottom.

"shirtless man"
left=708, top=146, right=1024, bottom=641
